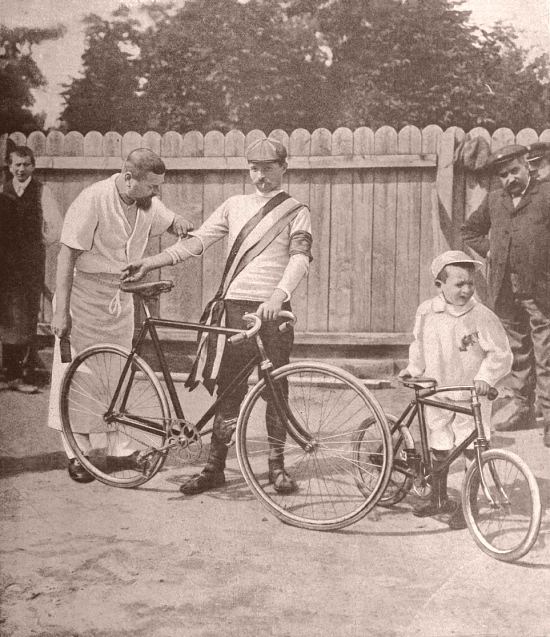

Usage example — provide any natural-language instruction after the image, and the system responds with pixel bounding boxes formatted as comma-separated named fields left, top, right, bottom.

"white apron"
left=47, top=271, right=133, bottom=433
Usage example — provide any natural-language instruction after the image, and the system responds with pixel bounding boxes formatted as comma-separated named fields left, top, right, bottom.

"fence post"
left=434, top=126, right=458, bottom=254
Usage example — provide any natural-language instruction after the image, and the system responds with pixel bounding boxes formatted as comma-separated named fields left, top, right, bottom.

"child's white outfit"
left=404, top=294, right=512, bottom=450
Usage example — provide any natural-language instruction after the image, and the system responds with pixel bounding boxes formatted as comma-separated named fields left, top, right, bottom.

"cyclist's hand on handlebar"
left=121, top=259, right=149, bottom=283
left=256, top=289, right=286, bottom=322
left=474, top=379, right=491, bottom=396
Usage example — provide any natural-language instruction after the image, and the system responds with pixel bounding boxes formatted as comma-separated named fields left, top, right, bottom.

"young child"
left=400, top=250, right=512, bottom=529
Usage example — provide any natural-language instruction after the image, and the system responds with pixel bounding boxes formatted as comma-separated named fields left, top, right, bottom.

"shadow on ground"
left=0, top=451, right=67, bottom=476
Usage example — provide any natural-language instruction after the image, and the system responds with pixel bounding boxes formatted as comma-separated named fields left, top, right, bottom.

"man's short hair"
left=123, top=148, right=166, bottom=179
left=9, top=145, right=35, bottom=166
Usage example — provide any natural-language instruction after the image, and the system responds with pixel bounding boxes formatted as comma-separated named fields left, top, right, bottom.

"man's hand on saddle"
left=121, top=259, right=150, bottom=283
left=170, top=215, right=194, bottom=237
left=51, top=311, right=71, bottom=339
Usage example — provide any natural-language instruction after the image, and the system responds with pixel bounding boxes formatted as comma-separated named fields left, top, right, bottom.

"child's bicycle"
left=355, top=376, right=542, bottom=561
left=59, top=280, right=393, bottom=531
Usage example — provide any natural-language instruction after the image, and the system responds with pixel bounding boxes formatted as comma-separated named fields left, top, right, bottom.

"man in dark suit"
left=462, top=144, right=550, bottom=446
left=0, top=146, right=62, bottom=393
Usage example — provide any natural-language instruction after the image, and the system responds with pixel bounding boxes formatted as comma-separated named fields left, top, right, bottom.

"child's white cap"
left=430, top=250, right=483, bottom=280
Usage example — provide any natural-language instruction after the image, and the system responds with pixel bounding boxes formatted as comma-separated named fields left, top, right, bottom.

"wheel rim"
left=237, top=363, right=391, bottom=530
left=464, top=450, right=541, bottom=560
left=62, top=347, right=169, bottom=486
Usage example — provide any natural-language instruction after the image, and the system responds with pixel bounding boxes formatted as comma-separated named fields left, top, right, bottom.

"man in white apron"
left=49, top=148, right=193, bottom=483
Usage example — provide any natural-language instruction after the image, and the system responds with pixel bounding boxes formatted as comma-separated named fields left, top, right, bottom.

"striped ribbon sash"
left=185, top=192, right=304, bottom=393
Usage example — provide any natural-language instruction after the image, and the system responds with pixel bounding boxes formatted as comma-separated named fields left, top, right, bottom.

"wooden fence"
left=2, top=125, right=548, bottom=348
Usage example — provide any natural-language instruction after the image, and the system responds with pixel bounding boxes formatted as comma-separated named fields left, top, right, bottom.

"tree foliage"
left=60, top=7, right=146, bottom=134
left=299, top=0, right=550, bottom=131
left=59, top=0, right=550, bottom=134
left=0, top=24, right=65, bottom=135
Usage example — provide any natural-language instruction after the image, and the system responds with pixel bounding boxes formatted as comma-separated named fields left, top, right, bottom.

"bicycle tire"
left=61, top=345, right=170, bottom=488
left=235, top=361, right=392, bottom=531
left=355, top=415, right=414, bottom=507
left=462, top=448, right=542, bottom=562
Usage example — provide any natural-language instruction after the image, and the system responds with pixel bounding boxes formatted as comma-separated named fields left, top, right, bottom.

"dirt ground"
left=1, top=376, right=549, bottom=637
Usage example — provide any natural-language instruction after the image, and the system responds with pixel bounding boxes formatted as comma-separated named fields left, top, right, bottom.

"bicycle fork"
left=471, top=391, right=510, bottom=509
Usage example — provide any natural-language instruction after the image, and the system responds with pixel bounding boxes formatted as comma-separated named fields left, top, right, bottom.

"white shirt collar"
left=432, top=293, right=477, bottom=317
left=13, top=176, right=31, bottom=196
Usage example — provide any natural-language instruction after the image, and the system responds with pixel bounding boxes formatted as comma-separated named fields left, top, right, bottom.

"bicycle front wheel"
left=236, top=361, right=392, bottom=531
left=61, top=345, right=170, bottom=488
left=462, top=449, right=542, bottom=562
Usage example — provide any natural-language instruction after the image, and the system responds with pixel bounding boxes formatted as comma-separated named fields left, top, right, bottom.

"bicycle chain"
left=104, top=416, right=203, bottom=464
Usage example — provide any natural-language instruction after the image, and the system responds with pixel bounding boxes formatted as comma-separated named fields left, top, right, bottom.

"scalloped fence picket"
left=1, top=126, right=542, bottom=350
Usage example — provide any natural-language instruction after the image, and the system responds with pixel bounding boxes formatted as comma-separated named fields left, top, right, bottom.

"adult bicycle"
left=60, top=280, right=393, bottom=531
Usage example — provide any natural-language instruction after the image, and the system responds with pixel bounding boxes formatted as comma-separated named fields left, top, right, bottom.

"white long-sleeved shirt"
left=61, top=174, right=175, bottom=274
left=165, top=189, right=311, bottom=301
left=405, top=294, right=512, bottom=398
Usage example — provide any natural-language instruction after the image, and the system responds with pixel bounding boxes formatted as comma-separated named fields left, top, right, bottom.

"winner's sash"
left=185, top=192, right=304, bottom=394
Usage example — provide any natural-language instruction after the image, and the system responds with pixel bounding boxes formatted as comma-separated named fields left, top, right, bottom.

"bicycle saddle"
left=398, top=376, right=437, bottom=389
left=120, top=280, right=174, bottom=298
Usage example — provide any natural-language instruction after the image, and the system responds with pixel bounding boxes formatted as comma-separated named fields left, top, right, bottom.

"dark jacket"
left=461, top=178, right=550, bottom=313
left=0, top=179, right=45, bottom=342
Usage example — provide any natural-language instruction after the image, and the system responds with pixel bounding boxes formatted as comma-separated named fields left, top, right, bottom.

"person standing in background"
left=462, top=144, right=550, bottom=447
left=0, top=146, right=63, bottom=393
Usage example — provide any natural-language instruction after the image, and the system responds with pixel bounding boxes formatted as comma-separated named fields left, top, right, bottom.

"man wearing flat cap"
left=462, top=143, right=550, bottom=446
left=123, top=136, right=313, bottom=491
left=527, top=141, right=550, bottom=182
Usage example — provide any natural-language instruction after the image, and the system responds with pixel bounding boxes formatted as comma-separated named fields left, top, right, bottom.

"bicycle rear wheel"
left=462, top=449, right=542, bottom=562
left=355, top=415, right=414, bottom=507
left=236, top=361, right=392, bottom=531
left=61, top=345, right=170, bottom=488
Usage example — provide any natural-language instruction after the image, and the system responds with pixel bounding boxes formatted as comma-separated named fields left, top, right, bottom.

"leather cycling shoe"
left=413, top=498, right=456, bottom=518
left=179, top=470, right=225, bottom=495
left=68, top=458, right=95, bottom=483
left=268, top=460, right=298, bottom=494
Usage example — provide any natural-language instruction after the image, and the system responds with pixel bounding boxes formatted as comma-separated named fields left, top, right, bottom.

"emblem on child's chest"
left=459, top=331, right=479, bottom=352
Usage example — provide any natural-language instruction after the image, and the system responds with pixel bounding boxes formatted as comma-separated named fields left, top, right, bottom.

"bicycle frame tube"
left=395, top=401, right=418, bottom=438
left=106, top=297, right=249, bottom=435
left=194, top=356, right=259, bottom=432
left=414, top=389, right=493, bottom=492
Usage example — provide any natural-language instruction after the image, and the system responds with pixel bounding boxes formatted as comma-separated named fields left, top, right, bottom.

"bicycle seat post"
left=141, top=297, right=152, bottom=320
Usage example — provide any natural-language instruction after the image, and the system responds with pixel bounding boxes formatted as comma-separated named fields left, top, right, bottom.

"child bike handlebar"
left=397, top=376, right=499, bottom=401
